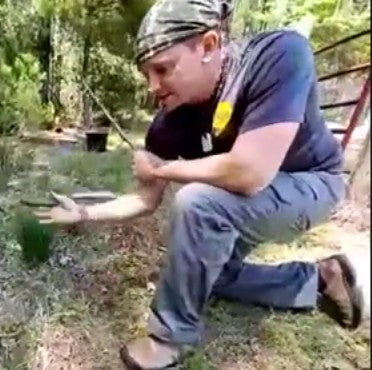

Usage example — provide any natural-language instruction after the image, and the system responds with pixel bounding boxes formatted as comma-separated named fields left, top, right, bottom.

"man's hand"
left=34, top=151, right=168, bottom=225
left=132, top=150, right=165, bottom=182
left=35, top=192, right=85, bottom=225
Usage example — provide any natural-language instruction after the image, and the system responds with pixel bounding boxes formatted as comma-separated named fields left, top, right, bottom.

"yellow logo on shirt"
left=212, top=101, right=233, bottom=136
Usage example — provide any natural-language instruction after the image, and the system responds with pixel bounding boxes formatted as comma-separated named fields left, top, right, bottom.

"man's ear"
left=201, top=30, right=221, bottom=62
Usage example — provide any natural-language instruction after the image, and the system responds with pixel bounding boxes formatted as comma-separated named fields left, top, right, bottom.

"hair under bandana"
left=135, top=0, right=234, bottom=65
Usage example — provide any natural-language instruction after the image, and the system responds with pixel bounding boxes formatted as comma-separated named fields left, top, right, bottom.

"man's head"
left=135, top=0, right=233, bottom=111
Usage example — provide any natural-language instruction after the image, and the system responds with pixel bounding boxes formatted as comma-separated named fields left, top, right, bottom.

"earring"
left=202, top=56, right=211, bottom=64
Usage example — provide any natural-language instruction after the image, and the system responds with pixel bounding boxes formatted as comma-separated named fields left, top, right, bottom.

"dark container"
left=86, top=131, right=108, bottom=152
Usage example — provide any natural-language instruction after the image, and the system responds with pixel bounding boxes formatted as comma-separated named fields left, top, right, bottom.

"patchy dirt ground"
left=22, top=199, right=370, bottom=370
left=0, top=142, right=370, bottom=370
left=31, top=326, right=97, bottom=370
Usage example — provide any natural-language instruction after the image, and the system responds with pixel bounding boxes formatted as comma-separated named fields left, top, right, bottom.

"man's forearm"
left=84, top=193, right=153, bottom=222
left=153, top=153, right=262, bottom=195
left=84, top=180, right=167, bottom=222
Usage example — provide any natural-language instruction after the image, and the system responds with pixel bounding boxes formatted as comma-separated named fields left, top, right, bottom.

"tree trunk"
left=51, top=16, right=63, bottom=117
left=82, top=34, right=92, bottom=128
left=81, top=0, right=95, bottom=129
left=38, top=15, right=53, bottom=104
left=52, top=54, right=63, bottom=116
left=348, top=127, right=371, bottom=205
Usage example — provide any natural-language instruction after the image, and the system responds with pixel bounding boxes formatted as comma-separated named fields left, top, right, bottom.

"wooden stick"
left=82, top=81, right=135, bottom=151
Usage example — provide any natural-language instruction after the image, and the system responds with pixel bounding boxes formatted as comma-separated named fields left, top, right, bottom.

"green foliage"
left=71, top=0, right=153, bottom=119
left=0, top=0, right=153, bottom=133
left=0, top=52, right=49, bottom=133
left=89, top=47, right=147, bottom=115
left=232, top=0, right=370, bottom=73
left=0, top=1, right=51, bottom=133
left=0, top=0, right=369, bottom=133
left=12, top=210, right=54, bottom=266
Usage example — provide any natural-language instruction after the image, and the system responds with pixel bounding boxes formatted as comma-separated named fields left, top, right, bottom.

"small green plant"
left=13, top=210, right=54, bottom=266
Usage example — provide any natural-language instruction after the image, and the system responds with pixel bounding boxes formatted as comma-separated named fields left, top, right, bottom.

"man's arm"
left=85, top=179, right=167, bottom=221
left=36, top=178, right=167, bottom=224
left=152, top=122, right=299, bottom=195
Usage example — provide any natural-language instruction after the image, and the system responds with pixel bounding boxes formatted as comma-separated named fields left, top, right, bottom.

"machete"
left=21, top=191, right=117, bottom=208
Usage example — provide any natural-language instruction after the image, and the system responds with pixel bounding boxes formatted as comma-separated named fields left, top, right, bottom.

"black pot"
left=85, top=131, right=108, bottom=152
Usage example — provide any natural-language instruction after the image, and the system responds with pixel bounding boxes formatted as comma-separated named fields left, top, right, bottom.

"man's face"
left=140, top=35, right=220, bottom=111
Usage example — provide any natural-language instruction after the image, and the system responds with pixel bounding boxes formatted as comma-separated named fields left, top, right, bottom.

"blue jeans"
left=148, top=172, right=345, bottom=345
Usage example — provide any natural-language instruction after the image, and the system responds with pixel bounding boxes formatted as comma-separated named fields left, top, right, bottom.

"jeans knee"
left=173, top=183, right=215, bottom=215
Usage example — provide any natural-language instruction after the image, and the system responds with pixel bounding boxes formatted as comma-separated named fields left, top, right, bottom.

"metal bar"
left=318, top=63, right=370, bottom=82
left=321, top=100, right=359, bottom=110
left=315, top=29, right=370, bottom=55
left=342, top=74, right=371, bottom=150
left=330, top=128, right=347, bottom=134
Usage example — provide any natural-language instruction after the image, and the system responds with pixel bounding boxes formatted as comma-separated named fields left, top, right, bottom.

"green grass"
left=183, top=351, right=213, bottom=370
left=259, top=312, right=370, bottom=369
left=201, top=301, right=370, bottom=370
left=53, top=148, right=134, bottom=193
left=0, top=144, right=137, bottom=368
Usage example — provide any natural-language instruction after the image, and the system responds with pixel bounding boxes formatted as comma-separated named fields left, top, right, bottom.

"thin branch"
left=82, top=81, right=135, bottom=151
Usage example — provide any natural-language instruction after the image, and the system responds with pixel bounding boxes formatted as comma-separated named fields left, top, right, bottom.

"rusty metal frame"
left=318, top=62, right=370, bottom=82
left=315, top=29, right=370, bottom=55
left=341, top=74, right=371, bottom=149
left=316, top=29, right=371, bottom=151
left=321, top=99, right=359, bottom=110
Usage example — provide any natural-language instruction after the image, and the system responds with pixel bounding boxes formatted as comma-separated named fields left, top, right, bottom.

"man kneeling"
left=37, top=0, right=364, bottom=369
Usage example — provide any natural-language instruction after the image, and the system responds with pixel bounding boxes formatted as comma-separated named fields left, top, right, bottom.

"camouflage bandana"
left=135, top=0, right=234, bottom=65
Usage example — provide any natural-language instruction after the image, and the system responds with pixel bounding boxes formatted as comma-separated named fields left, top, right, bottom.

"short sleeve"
left=240, top=32, right=315, bottom=134
left=145, top=112, right=180, bottom=160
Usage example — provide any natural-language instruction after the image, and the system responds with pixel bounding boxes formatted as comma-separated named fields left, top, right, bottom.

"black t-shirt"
left=145, top=30, right=343, bottom=174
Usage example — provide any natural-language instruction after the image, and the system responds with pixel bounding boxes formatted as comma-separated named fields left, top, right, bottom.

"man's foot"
left=317, top=254, right=363, bottom=330
left=120, top=336, right=180, bottom=370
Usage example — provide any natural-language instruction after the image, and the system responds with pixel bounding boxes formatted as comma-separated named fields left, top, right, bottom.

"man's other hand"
left=132, top=150, right=164, bottom=182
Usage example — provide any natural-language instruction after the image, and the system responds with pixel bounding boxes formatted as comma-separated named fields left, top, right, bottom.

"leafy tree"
left=0, top=0, right=369, bottom=134
left=232, top=0, right=370, bottom=72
